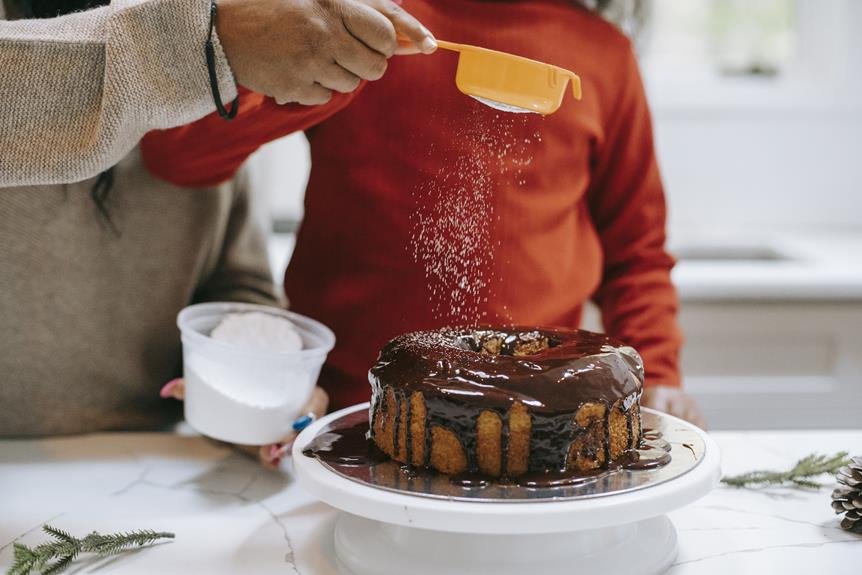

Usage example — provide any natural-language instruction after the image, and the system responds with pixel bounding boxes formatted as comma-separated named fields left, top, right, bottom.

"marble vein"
left=118, top=460, right=300, bottom=573
left=111, top=465, right=151, bottom=496
left=693, top=502, right=841, bottom=529
left=0, top=513, right=65, bottom=553
left=671, top=538, right=862, bottom=568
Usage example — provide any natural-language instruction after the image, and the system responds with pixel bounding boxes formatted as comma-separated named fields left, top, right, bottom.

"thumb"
left=364, top=0, right=437, bottom=55
left=159, top=378, right=186, bottom=400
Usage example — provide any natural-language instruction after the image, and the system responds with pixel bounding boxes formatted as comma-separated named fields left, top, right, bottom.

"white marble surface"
left=1, top=429, right=860, bottom=574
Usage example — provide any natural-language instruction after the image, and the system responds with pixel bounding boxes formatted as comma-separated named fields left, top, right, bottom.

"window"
left=638, top=0, right=856, bottom=111
left=644, top=0, right=796, bottom=79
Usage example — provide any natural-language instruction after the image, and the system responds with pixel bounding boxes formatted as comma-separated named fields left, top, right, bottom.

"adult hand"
left=641, top=385, right=706, bottom=429
left=216, top=0, right=436, bottom=105
left=160, top=379, right=329, bottom=468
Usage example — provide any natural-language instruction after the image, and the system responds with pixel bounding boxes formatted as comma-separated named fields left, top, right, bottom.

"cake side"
left=370, top=388, right=641, bottom=476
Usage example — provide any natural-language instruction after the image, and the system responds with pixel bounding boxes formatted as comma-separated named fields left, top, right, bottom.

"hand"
left=160, top=379, right=329, bottom=468
left=641, top=385, right=706, bottom=429
left=216, top=0, right=436, bottom=105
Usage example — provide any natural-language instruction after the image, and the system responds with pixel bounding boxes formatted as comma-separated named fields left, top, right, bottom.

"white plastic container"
left=177, top=302, right=335, bottom=445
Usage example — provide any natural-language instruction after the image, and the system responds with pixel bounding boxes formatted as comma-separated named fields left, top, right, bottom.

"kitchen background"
left=245, top=0, right=862, bottom=430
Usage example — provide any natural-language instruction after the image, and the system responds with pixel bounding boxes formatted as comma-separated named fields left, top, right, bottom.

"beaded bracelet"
left=205, top=0, right=239, bottom=120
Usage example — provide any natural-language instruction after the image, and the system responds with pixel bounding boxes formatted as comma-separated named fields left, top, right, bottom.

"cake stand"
left=293, top=403, right=720, bottom=575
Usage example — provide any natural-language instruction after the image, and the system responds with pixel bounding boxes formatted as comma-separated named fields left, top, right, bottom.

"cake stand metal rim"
left=294, top=402, right=715, bottom=505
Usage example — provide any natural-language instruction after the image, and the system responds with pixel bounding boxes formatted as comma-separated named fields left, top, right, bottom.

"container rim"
left=177, top=302, right=335, bottom=359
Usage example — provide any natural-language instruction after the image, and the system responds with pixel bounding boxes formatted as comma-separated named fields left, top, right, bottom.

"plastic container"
left=177, top=302, right=335, bottom=445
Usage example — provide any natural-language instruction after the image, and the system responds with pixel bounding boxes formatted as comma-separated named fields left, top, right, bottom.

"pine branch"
left=722, top=451, right=851, bottom=489
left=9, top=544, right=36, bottom=575
left=4, top=525, right=174, bottom=575
left=41, top=555, right=74, bottom=575
left=81, top=530, right=175, bottom=556
left=41, top=527, right=74, bottom=546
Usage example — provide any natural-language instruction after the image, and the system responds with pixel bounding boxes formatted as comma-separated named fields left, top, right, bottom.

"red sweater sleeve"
left=141, top=86, right=363, bottom=188
left=587, top=43, right=682, bottom=389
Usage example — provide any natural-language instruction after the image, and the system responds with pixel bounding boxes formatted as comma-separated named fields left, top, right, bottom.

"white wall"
left=247, top=134, right=310, bottom=225
left=644, top=0, right=862, bottom=241
left=654, top=109, right=862, bottom=240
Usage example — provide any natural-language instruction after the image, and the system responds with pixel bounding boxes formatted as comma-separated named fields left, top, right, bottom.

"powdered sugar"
left=211, top=312, right=303, bottom=353
left=410, top=106, right=539, bottom=324
left=470, top=95, right=538, bottom=114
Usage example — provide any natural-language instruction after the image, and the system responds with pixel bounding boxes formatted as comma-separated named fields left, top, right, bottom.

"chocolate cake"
left=368, top=328, right=644, bottom=477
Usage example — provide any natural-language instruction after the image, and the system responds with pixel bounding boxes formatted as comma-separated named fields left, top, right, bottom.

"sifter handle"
left=561, top=70, right=582, bottom=100
left=434, top=39, right=465, bottom=52
left=397, top=32, right=463, bottom=53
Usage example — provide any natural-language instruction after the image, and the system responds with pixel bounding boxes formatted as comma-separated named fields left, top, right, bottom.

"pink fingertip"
left=159, top=379, right=181, bottom=398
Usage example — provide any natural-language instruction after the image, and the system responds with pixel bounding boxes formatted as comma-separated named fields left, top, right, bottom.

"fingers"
left=342, top=1, right=398, bottom=57
left=305, top=386, right=330, bottom=418
left=335, top=40, right=389, bottom=81
left=366, top=0, right=437, bottom=54
left=394, top=40, right=423, bottom=56
left=681, top=400, right=707, bottom=429
left=639, top=387, right=667, bottom=412
left=643, top=386, right=707, bottom=429
left=318, top=64, right=363, bottom=94
left=280, top=83, right=333, bottom=106
left=159, top=378, right=185, bottom=400
left=260, top=443, right=285, bottom=469
left=258, top=388, right=330, bottom=467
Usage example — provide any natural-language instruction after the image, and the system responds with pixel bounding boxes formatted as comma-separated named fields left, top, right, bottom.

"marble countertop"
left=1, top=429, right=860, bottom=574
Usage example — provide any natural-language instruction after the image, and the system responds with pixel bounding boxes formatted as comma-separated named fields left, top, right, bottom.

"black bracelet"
left=205, top=0, right=239, bottom=120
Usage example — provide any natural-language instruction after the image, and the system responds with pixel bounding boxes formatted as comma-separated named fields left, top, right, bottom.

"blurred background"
left=246, top=0, right=862, bottom=430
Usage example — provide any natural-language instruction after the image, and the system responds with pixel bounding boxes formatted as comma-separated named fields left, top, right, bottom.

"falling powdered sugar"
left=410, top=107, right=537, bottom=324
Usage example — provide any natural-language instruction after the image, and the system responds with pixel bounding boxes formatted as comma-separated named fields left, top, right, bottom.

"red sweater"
left=142, top=0, right=682, bottom=411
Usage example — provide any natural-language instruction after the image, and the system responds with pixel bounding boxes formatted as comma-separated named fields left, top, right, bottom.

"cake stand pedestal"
left=293, top=404, right=720, bottom=575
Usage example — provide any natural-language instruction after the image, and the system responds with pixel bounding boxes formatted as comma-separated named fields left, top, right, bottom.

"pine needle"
left=722, top=451, right=851, bottom=489
left=5, top=525, right=174, bottom=575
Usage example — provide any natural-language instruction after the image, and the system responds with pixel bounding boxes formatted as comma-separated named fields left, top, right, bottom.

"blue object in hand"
left=292, top=414, right=314, bottom=432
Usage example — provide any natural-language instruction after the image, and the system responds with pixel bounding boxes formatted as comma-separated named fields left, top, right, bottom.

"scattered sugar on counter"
left=211, top=312, right=303, bottom=353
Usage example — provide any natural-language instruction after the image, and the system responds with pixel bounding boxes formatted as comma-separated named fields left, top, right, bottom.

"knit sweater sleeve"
left=587, top=41, right=683, bottom=389
left=0, top=0, right=235, bottom=187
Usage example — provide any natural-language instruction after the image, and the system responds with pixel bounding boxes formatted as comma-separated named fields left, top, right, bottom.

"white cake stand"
left=293, top=403, right=720, bottom=575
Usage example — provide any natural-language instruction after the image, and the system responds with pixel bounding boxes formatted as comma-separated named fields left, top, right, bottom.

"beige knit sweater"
left=0, top=0, right=235, bottom=187
left=0, top=148, right=280, bottom=436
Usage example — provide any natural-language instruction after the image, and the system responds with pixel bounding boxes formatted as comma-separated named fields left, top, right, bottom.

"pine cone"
left=831, top=455, right=862, bottom=534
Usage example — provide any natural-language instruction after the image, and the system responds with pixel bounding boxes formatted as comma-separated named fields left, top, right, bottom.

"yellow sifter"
left=435, top=39, right=582, bottom=115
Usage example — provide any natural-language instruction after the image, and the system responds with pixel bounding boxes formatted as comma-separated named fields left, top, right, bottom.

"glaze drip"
left=304, top=419, right=672, bottom=487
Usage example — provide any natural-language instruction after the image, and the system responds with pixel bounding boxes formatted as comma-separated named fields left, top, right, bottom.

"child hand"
left=160, top=379, right=329, bottom=468
left=641, top=386, right=706, bottom=429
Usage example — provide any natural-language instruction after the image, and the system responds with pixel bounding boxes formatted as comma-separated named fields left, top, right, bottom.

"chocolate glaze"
left=302, top=424, right=389, bottom=467
left=371, top=327, right=644, bottom=415
left=303, top=419, right=672, bottom=489
left=369, top=327, right=645, bottom=474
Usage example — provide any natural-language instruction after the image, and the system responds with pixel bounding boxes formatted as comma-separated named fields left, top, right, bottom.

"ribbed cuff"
left=111, top=0, right=238, bottom=127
